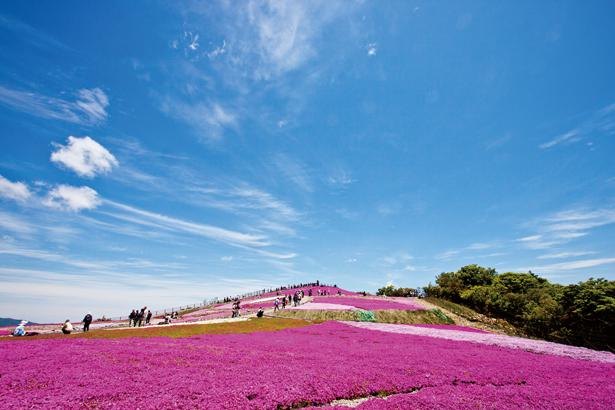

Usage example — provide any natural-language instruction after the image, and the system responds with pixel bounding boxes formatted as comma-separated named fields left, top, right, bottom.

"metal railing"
left=103, top=282, right=337, bottom=322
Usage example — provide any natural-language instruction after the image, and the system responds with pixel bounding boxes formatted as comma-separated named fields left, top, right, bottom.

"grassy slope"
left=274, top=309, right=454, bottom=325
left=2, top=317, right=313, bottom=341
left=424, top=297, right=523, bottom=336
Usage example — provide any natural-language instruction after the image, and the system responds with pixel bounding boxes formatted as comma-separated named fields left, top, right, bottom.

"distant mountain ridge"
left=0, top=318, right=29, bottom=327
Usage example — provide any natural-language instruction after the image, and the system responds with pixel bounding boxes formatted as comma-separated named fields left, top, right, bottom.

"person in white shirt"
left=61, top=319, right=73, bottom=335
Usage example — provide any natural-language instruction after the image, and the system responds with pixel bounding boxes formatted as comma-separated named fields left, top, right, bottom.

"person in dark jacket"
left=129, top=310, right=136, bottom=327
left=137, top=307, right=147, bottom=327
left=82, top=312, right=93, bottom=332
left=146, top=310, right=152, bottom=325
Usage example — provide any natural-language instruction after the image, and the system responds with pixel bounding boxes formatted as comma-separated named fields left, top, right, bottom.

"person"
left=12, top=320, right=27, bottom=337
left=129, top=309, right=136, bottom=327
left=61, top=319, right=73, bottom=335
left=273, top=297, right=280, bottom=312
left=146, top=310, right=152, bottom=325
left=256, top=307, right=264, bottom=318
left=82, top=312, right=93, bottom=332
left=138, top=307, right=147, bottom=327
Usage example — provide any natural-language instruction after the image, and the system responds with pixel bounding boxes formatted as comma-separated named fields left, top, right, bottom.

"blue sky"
left=1, top=1, right=614, bottom=322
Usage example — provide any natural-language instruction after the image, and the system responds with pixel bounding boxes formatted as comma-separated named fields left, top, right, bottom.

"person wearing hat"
left=61, top=319, right=73, bottom=335
left=12, top=320, right=27, bottom=337
left=82, top=312, right=93, bottom=332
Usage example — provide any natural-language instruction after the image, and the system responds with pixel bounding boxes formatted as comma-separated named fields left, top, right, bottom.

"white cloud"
left=0, top=175, right=31, bottom=202
left=367, top=43, right=377, bottom=56
left=51, top=136, right=118, bottom=177
left=0, top=86, right=109, bottom=125
left=185, top=31, right=199, bottom=51
left=221, top=256, right=233, bottom=262
left=43, top=185, right=101, bottom=211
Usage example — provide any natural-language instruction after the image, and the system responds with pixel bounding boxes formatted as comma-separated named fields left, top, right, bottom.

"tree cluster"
left=376, top=284, right=419, bottom=297
left=424, top=264, right=614, bottom=351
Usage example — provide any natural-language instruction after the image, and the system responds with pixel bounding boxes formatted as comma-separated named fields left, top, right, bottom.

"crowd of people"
left=273, top=289, right=309, bottom=311
left=11, top=282, right=347, bottom=337
left=12, top=312, right=94, bottom=337
left=128, top=307, right=153, bottom=327
left=218, top=281, right=338, bottom=304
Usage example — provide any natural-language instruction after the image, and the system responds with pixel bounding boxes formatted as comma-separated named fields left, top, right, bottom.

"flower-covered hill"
left=294, top=295, right=424, bottom=311
left=1, top=319, right=614, bottom=409
left=175, top=284, right=357, bottom=324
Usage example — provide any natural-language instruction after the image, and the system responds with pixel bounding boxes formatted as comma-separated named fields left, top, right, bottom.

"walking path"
left=341, top=321, right=615, bottom=363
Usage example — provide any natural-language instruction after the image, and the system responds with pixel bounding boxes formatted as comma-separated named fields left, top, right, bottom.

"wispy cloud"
left=436, top=241, right=501, bottom=260
left=0, top=85, right=109, bottom=126
left=0, top=241, right=187, bottom=273
left=518, top=207, right=615, bottom=250
left=539, top=130, right=581, bottom=149
left=215, top=1, right=349, bottom=80
left=519, top=257, right=615, bottom=273
left=539, top=103, right=615, bottom=149
left=272, top=153, right=313, bottom=192
left=0, top=13, right=70, bottom=50
left=545, top=208, right=615, bottom=232
left=327, top=168, right=355, bottom=187
left=104, top=200, right=269, bottom=248
left=0, top=174, right=31, bottom=202
left=186, top=184, right=300, bottom=237
left=161, top=99, right=236, bottom=141
left=0, top=211, right=34, bottom=235
left=537, top=251, right=597, bottom=260
left=51, top=136, right=118, bottom=178
left=466, top=242, right=494, bottom=250
left=376, top=202, right=401, bottom=216
left=436, top=249, right=461, bottom=260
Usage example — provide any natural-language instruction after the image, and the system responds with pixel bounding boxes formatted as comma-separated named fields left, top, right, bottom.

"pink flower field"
left=310, top=296, right=424, bottom=311
left=1, top=321, right=613, bottom=409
